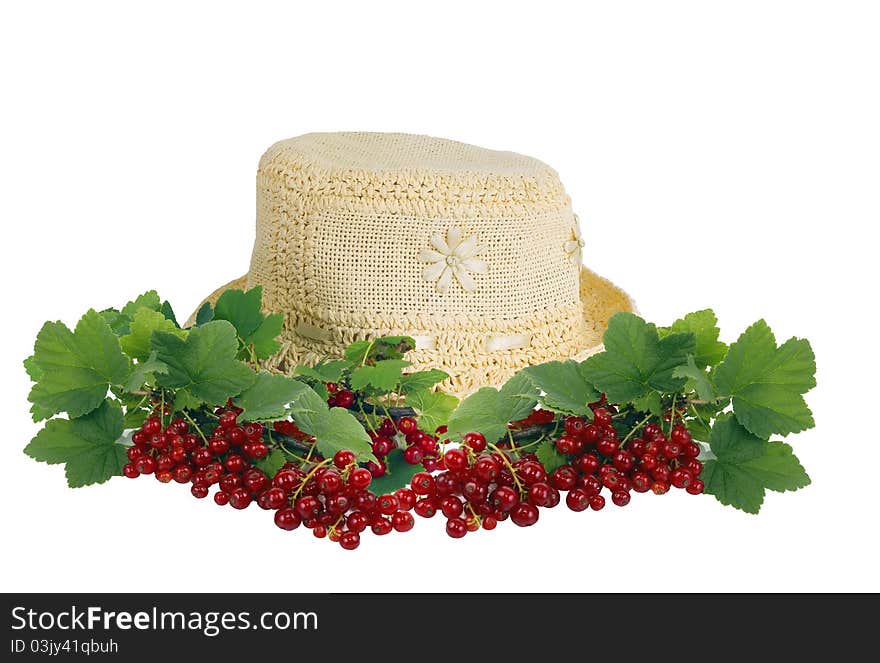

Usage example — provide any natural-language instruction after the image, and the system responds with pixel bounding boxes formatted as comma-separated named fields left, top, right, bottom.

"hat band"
left=294, top=323, right=531, bottom=353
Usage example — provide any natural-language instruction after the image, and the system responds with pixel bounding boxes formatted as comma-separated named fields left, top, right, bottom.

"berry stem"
left=620, top=413, right=653, bottom=446
left=289, top=458, right=332, bottom=502
left=181, top=410, right=208, bottom=444
left=489, top=442, right=525, bottom=495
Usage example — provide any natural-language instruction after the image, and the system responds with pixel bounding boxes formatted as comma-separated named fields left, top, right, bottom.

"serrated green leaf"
left=295, top=359, right=353, bottom=384
left=536, top=439, right=568, bottom=473
left=398, top=369, right=449, bottom=395
left=712, top=320, right=816, bottom=438
left=212, top=287, right=284, bottom=360
left=367, top=449, right=422, bottom=494
left=28, top=310, right=131, bottom=420
left=406, top=389, right=459, bottom=433
left=124, top=352, right=169, bottom=392
left=523, top=360, right=600, bottom=416
left=24, top=400, right=128, bottom=487
left=631, top=391, right=663, bottom=415
left=673, top=355, right=716, bottom=401
left=152, top=320, right=256, bottom=407
left=120, top=307, right=186, bottom=361
left=580, top=312, right=695, bottom=403
left=287, top=384, right=375, bottom=462
left=255, top=448, right=287, bottom=477
left=344, top=336, right=415, bottom=364
left=349, top=359, right=412, bottom=393
left=660, top=309, right=727, bottom=368
left=121, top=291, right=161, bottom=318
left=160, top=301, right=179, bottom=327
left=686, top=402, right=723, bottom=443
left=235, top=372, right=309, bottom=421
left=23, top=355, right=42, bottom=381
left=194, top=301, right=214, bottom=326
left=123, top=406, right=150, bottom=429
left=447, top=372, right=538, bottom=443
left=99, top=308, right=131, bottom=335
left=702, top=414, right=811, bottom=514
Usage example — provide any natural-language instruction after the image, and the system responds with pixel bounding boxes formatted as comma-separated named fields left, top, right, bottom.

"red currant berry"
left=339, top=531, right=360, bottom=550
left=612, top=490, right=631, bottom=507
left=491, top=486, right=519, bottom=512
left=333, top=390, right=354, bottom=409
left=563, top=416, right=586, bottom=437
left=593, top=408, right=613, bottom=427
left=640, top=453, right=659, bottom=471
left=397, top=416, right=418, bottom=435
left=482, top=515, right=498, bottom=530
left=651, top=480, right=670, bottom=495
left=228, top=487, right=252, bottom=509
left=274, top=507, right=301, bottom=530
left=224, top=453, right=247, bottom=474
left=685, top=458, right=703, bottom=476
left=445, top=518, right=468, bottom=539
left=333, top=449, right=356, bottom=469
left=555, top=435, right=577, bottom=455
left=371, top=517, right=393, bottom=535
left=589, top=494, right=606, bottom=511
left=377, top=494, right=399, bottom=515
left=213, top=490, right=230, bottom=506
left=566, top=488, right=590, bottom=511
left=670, top=467, right=694, bottom=489
left=134, top=456, right=156, bottom=475
left=218, top=410, right=237, bottom=428
left=394, top=488, right=416, bottom=511
left=596, top=437, right=619, bottom=456
left=403, top=446, right=423, bottom=465
left=262, top=486, right=287, bottom=509
left=510, top=503, right=539, bottom=527
left=391, top=511, right=415, bottom=532
left=528, top=482, right=552, bottom=507
left=474, top=455, right=500, bottom=482
left=574, top=453, right=600, bottom=475
left=379, top=418, right=397, bottom=438
left=613, top=450, right=635, bottom=472
left=582, top=424, right=601, bottom=443
left=443, top=448, right=468, bottom=472
left=143, top=417, right=161, bottom=434
left=318, top=470, right=343, bottom=494
left=348, top=467, right=373, bottom=490
left=631, top=471, right=652, bottom=493
left=463, top=431, right=487, bottom=453
left=122, top=463, right=140, bottom=479
left=440, top=496, right=464, bottom=519
left=365, top=460, right=386, bottom=477
left=686, top=478, right=705, bottom=495
left=414, top=498, right=437, bottom=518
left=190, top=484, right=209, bottom=499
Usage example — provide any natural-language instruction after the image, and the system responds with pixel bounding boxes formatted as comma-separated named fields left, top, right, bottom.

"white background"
left=1, top=1, right=878, bottom=593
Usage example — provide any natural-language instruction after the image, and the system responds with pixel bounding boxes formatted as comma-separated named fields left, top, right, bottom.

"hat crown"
left=252, top=132, right=581, bottom=321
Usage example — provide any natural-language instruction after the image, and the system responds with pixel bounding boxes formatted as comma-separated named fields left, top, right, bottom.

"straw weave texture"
left=196, top=132, right=634, bottom=397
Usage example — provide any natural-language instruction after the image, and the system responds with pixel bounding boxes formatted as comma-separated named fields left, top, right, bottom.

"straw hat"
left=194, top=132, right=634, bottom=398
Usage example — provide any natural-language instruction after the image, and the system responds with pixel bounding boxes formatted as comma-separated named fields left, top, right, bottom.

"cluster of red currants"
left=363, top=415, right=443, bottom=477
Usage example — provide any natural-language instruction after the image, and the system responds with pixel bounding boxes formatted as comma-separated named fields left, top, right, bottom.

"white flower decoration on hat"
left=420, top=227, right=488, bottom=293
left=564, top=221, right=585, bottom=262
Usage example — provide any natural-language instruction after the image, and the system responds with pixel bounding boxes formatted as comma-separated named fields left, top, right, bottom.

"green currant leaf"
left=151, top=320, right=256, bottom=408
left=235, top=372, right=310, bottom=422
left=659, top=309, right=728, bottom=368
left=295, top=359, right=353, bottom=384
left=672, top=355, right=716, bottom=401
left=701, top=414, right=811, bottom=514
left=287, top=384, right=375, bottom=463
left=536, top=439, right=568, bottom=473
left=631, top=391, right=663, bottom=415
left=344, top=336, right=415, bottom=365
left=255, top=448, right=287, bottom=477
left=405, top=389, right=459, bottom=434
left=123, top=351, right=169, bottom=392
left=447, top=372, right=539, bottom=443
left=160, top=300, right=180, bottom=327
left=121, top=290, right=162, bottom=318
left=28, top=310, right=131, bottom=420
left=119, top=307, right=186, bottom=361
left=367, top=449, right=421, bottom=494
left=194, top=301, right=214, bottom=326
left=349, top=359, right=411, bottom=393
left=212, top=286, right=284, bottom=360
left=398, top=369, right=449, bottom=395
left=24, top=400, right=128, bottom=488
left=98, top=308, right=131, bottom=336
left=580, top=312, right=695, bottom=403
left=523, top=360, right=600, bottom=416
left=712, top=320, right=816, bottom=438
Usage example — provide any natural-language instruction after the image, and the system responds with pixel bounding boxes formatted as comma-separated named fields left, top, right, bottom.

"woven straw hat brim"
left=188, top=265, right=634, bottom=398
